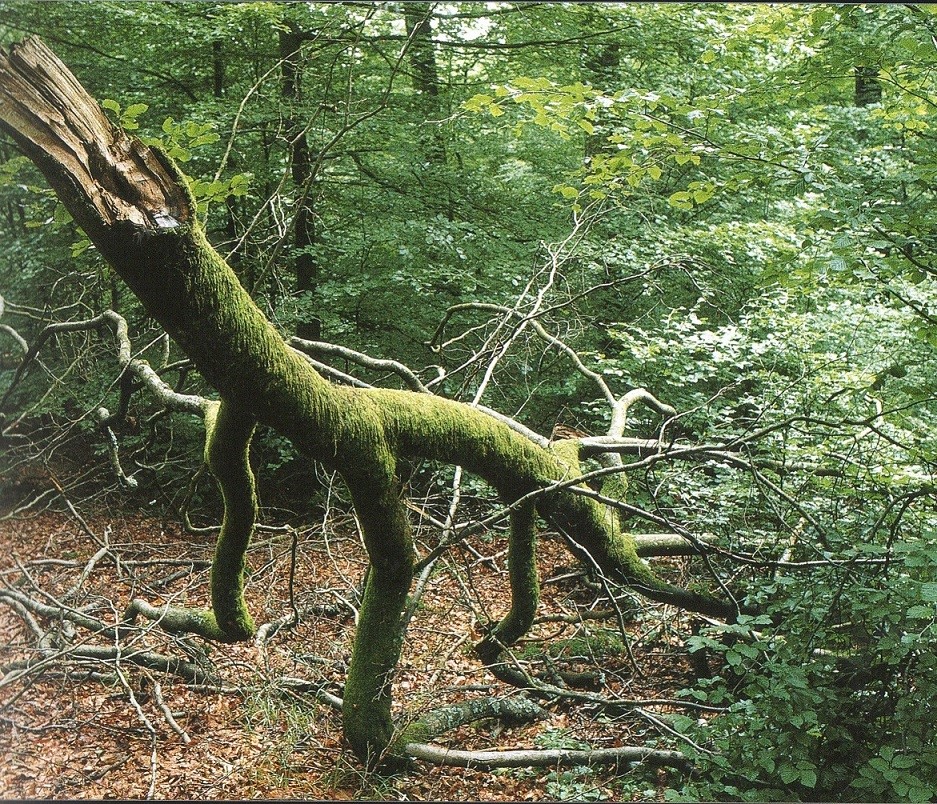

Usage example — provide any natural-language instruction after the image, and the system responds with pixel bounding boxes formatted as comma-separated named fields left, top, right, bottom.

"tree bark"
left=403, top=743, right=694, bottom=774
left=404, top=2, right=447, bottom=166
left=854, top=65, right=882, bottom=107
left=0, top=36, right=744, bottom=768
left=279, top=21, right=321, bottom=340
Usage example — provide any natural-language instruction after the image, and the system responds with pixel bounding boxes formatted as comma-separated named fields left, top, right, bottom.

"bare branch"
left=290, top=336, right=429, bottom=393
left=403, top=742, right=694, bottom=773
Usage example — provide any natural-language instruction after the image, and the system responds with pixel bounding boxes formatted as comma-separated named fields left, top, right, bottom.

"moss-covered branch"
left=204, top=400, right=257, bottom=640
left=393, top=696, right=546, bottom=750
left=0, top=36, right=745, bottom=768
left=124, top=399, right=257, bottom=643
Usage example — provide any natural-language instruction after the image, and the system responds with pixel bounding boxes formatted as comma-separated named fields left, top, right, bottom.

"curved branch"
left=123, top=399, right=258, bottom=643
left=1, top=306, right=204, bottom=416
left=290, top=336, right=429, bottom=393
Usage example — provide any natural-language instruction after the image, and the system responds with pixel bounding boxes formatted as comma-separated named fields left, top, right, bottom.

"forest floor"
left=0, top=501, right=706, bottom=801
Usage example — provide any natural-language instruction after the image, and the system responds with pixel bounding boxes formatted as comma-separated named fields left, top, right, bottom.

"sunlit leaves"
left=463, top=72, right=739, bottom=209
left=463, top=93, right=501, bottom=116
left=145, top=116, right=221, bottom=163
left=101, top=98, right=149, bottom=131
left=188, top=174, right=251, bottom=215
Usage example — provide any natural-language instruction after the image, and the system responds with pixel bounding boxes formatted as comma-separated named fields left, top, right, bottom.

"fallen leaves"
left=0, top=511, right=695, bottom=801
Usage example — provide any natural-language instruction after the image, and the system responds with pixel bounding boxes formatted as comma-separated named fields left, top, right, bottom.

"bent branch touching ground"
left=0, top=36, right=747, bottom=768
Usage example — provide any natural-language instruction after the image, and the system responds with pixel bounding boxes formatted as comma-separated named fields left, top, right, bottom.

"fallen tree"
left=0, top=36, right=745, bottom=768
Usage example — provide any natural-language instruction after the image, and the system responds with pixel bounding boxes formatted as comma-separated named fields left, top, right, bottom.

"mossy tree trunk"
left=0, top=37, right=744, bottom=767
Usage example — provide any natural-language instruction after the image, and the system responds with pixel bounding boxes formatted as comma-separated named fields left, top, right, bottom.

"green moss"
left=601, top=470, right=628, bottom=505
left=546, top=629, right=628, bottom=659
left=123, top=598, right=236, bottom=643
left=391, top=697, right=546, bottom=756
left=476, top=502, right=539, bottom=670
left=205, top=399, right=257, bottom=641
left=340, top=451, right=416, bottom=768
left=547, top=437, right=584, bottom=470
left=122, top=397, right=257, bottom=644
left=342, top=565, right=412, bottom=766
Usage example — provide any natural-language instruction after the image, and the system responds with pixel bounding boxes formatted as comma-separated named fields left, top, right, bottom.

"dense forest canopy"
left=0, top=3, right=935, bottom=801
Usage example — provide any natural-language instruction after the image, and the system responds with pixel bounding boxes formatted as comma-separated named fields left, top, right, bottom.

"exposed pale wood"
left=0, top=36, right=187, bottom=235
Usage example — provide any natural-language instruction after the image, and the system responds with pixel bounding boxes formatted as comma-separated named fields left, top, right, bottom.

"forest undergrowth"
left=0, top=499, right=702, bottom=801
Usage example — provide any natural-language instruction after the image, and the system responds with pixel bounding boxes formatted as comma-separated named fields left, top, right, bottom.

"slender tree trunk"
left=212, top=39, right=225, bottom=99
left=279, top=22, right=321, bottom=340
left=404, top=3, right=456, bottom=223
left=581, top=12, right=621, bottom=158
left=854, top=65, right=882, bottom=107
left=404, top=2, right=446, bottom=166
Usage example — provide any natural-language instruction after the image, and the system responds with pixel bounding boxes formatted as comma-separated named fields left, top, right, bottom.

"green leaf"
left=668, top=191, right=693, bottom=210
left=70, top=238, right=90, bottom=257
left=779, top=765, right=800, bottom=784
left=124, top=103, right=149, bottom=118
left=464, top=93, right=493, bottom=113
left=52, top=203, right=72, bottom=224
left=165, top=145, right=191, bottom=162
left=921, top=582, right=937, bottom=601
left=799, top=769, right=817, bottom=788
left=101, top=98, right=121, bottom=114
left=191, top=132, right=221, bottom=147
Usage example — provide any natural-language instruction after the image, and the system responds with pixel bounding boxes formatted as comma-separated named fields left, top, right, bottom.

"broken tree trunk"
left=0, top=36, right=744, bottom=767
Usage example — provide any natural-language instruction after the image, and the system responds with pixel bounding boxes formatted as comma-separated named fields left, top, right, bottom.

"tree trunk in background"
left=854, top=65, right=882, bottom=106
left=279, top=21, right=321, bottom=341
left=404, top=2, right=446, bottom=166
left=404, top=3, right=456, bottom=223
left=212, top=36, right=247, bottom=282
left=581, top=15, right=621, bottom=158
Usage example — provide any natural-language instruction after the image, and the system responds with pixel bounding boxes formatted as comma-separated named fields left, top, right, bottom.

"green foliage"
left=101, top=98, right=149, bottom=131
left=672, top=547, right=937, bottom=802
left=152, top=116, right=221, bottom=162
left=544, top=767, right=609, bottom=802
